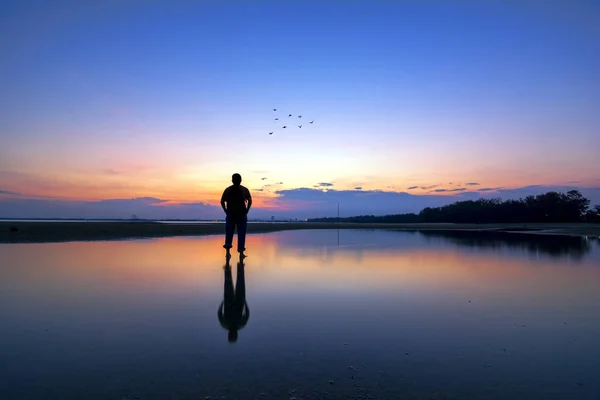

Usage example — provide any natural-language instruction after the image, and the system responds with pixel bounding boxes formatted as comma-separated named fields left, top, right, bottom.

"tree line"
left=308, top=190, right=600, bottom=224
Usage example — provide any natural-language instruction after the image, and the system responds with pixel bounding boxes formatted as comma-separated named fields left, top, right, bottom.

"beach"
left=1, top=221, right=599, bottom=244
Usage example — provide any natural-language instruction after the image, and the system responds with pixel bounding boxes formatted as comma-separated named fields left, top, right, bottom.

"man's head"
left=232, top=173, right=242, bottom=185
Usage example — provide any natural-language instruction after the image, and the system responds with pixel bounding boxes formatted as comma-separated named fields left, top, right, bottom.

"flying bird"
left=310, top=120, right=314, bottom=124
left=298, top=115, right=302, bottom=118
left=288, top=114, right=292, bottom=117
left=282, top=125, right=287, bottom=128
left=269, top=132, right=273, bottom=135
left=274, top=118, right=279, bottom=120
left=298, top=125, right=302, bottom=128
left=273, top=108, right=277, bottom=111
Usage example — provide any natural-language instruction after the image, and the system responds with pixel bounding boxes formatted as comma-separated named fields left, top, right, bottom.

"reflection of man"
left=218, top=257, right=250, bottom=343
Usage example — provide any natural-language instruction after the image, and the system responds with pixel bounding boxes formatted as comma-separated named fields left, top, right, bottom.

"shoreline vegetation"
left=309, top=190, right=600, bottom=224
left=1, top=221, right=599, bottom=244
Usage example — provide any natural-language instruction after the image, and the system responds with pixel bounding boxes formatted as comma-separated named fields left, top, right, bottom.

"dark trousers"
left=224, top=214, right=247, bottom=252
left=223, top=261, right=246, bottom=313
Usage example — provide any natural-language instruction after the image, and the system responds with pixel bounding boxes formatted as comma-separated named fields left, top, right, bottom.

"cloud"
left=354, top=187, right=362, bottom=190
left=431, top=187, right=469, bottom=192
left=314, top=182, right=334, bottom=187
left=277, top=182, right=283, bottom=185
left=261, top=177, right=268, bottom=180
left=491, top=185, right=600, bottom=201
left=478, top=187, right=503, bottom=192
left=271, top=188, right=459, bottom=217
left=430, top=188, right=467, bottom=193
left=103, top=169, right=120, bottom=176
left=270, top=185, right=600, bottom=218
left=0, top=197, right=221, bottom=220
left=431, top=186, right=477, bottom=192
left=407, top=186, right=419, bottom=190
left=465, top=182, right=480, bottom=186
left=254, top=188, right=264, bottom=192
left=0, top=189, right=21, bottom=196
left=2, top=185, right=599, bottom=220
left=132, top=197, right=166, bottom=204
left=420, top=185, right=439, bottom=190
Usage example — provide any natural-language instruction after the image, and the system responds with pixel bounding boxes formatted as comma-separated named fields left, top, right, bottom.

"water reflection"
left=417, top=230, right=592, bottom=260
left=218, top=256, right=250, bottom=343
left=1, top=230, right=599, bottom=400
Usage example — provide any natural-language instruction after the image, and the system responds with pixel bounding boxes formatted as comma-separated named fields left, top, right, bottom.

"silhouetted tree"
left=308, top=190, right=592, bottom=224
left=585, top=204, right=600, bottom=223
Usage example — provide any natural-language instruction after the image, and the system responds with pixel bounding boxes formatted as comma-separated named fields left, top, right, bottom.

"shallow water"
left=1, top=230, right=599, bottom=400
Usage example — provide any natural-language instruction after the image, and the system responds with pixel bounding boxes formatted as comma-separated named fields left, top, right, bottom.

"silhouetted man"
left=218, top=257, right=249, bottom=343
left=221, top=173, right=252, bottom=257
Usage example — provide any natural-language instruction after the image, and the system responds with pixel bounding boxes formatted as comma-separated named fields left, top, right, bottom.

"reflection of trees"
left=418, top=230, right=592, bottom=260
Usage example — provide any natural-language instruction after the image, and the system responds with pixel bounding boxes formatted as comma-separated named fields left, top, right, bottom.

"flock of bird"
left=269, top=108, right=314, bottom=135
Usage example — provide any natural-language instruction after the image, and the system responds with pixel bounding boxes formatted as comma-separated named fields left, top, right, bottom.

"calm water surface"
left=1, top=230, right=599, bottom=400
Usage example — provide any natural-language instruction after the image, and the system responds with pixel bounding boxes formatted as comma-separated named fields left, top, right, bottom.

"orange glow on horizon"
left=1, top=165, right=598, bottom=207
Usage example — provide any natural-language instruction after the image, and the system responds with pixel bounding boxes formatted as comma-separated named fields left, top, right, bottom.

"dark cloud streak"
left=0, top=189, right=22, bottom=196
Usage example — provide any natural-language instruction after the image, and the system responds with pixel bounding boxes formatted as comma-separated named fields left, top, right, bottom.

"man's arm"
left=240, top=302, right=250, bottom=328
left=245, top=188, right=252, bottom=214
left=218, top=301, right=229, bottom=330
left=220, top=188, right=228, bottom=214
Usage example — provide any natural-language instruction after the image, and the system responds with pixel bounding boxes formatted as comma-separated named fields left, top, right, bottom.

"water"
left=1, top=230, right=599, bottom=400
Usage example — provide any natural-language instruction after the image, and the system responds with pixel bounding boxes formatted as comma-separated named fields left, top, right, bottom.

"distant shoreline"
left=1, top=221, right=599, bottom=244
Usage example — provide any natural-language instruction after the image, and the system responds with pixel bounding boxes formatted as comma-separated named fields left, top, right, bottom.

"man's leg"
left=223, top=262, right=234, bottom=308
left=237, top=215, right=247, bottom=253
left=235, top=260, right=246, bottom=305
left=224, top=215, right=234, bottom=250
left=234, top=260, right=246, bottom=318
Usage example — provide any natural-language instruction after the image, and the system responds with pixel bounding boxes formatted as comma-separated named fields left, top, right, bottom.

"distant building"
left=271, top=216, right=274, bottom=221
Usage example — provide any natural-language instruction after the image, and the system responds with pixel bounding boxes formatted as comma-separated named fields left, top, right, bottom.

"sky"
left=1, top=1, right=599, bottom=219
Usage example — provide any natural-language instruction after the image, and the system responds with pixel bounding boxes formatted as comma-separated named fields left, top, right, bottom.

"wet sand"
left=1, top=221, right=599, bottom=243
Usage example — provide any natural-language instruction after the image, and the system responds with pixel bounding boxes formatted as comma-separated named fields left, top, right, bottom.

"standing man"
left=220, top=173, right=252, bottom=258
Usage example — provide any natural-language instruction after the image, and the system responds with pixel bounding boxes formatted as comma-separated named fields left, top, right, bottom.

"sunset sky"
left=1, top=1, right=599, bottom=219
